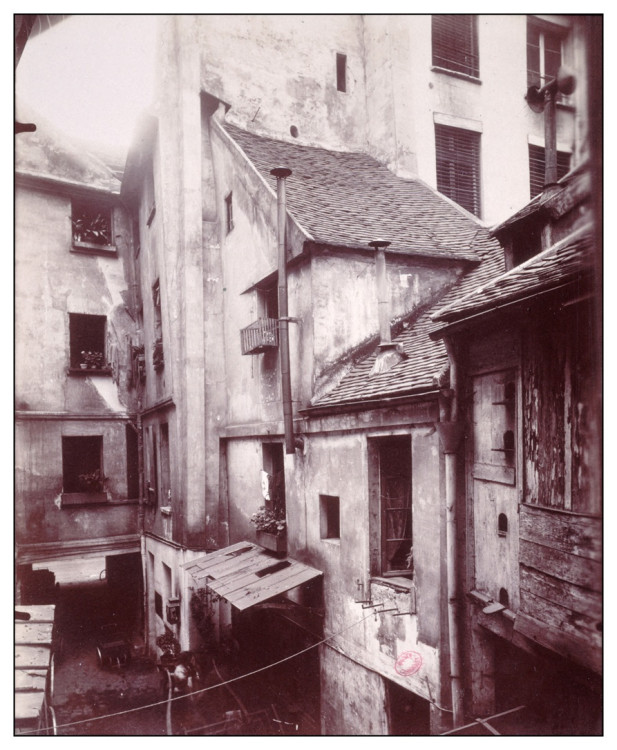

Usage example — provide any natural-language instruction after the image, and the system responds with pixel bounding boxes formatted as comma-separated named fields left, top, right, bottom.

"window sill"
left=68, top=367, right=112, bottom=376
left=321, top=538, right=340, bottom=545
left=160, top=506, right=172, bottom=516
left=370, top=575, right=414, bottom=592
left=71, top=241, right=117, bottom=256
left=61, top=492, right=109, bottom=507
left=431, top=66, right=481, bottom=85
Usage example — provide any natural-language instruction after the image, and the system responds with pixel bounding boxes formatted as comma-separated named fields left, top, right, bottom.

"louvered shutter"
left=435, top=124, right=481, bottom=217
left=432, top=15, right=479, bottom=78
left=528, top=145, right=571, bottom=197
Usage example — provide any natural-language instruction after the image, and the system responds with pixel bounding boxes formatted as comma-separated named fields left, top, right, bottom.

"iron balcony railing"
left=240, top=318, right=279, bottom=355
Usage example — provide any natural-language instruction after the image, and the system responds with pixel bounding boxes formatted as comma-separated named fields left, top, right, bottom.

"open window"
left=527, top=17, right=570, bottom=100
left=69, top=313, right=109, bottom=373
left=71, top=197, right=114, bottom=252
left=369, top=435, right=413, bottom=578
left=62, top=435, right=107, bottom=504
left=320, top=494, right=340, bottom=540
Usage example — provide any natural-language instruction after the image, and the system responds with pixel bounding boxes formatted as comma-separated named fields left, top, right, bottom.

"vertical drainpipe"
left=270, top=167, right=295, bottom=455
left=435, top=336, right=465, bottom=729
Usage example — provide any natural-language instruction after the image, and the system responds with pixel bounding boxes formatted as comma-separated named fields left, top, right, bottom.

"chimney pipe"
left=368, top=240, right=392, bottom=345
left=271, top=167, right=295, bottom=454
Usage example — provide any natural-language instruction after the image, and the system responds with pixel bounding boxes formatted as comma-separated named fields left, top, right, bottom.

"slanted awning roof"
left=182, top=541, right=322, bottom=611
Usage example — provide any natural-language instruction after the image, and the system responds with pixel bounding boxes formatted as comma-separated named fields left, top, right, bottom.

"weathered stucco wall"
left=197, top=15, right=367, bottom=152
left=363, top=15, right=576, bottom=224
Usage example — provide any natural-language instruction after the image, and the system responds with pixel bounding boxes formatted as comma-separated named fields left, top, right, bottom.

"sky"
left=16, top=15, right=158, bottom=157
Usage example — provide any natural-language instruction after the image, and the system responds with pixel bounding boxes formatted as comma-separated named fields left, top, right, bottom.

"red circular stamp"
left=395, top=650, right=423, bottom=677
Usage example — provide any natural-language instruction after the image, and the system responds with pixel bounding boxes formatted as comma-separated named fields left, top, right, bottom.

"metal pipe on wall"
left=270, top=167, right=295, bottom=454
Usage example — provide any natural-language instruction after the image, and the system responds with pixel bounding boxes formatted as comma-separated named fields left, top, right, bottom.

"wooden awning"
left=182, top=542, right=322, bottom=611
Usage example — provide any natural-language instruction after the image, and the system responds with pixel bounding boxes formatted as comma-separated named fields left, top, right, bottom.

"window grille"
left=435, top=124, right=481, bottom=217
left=432, top=15, right=479, bottom=78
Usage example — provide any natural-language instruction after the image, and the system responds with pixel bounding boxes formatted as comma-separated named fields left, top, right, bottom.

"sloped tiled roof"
left=432, top=223, right=595, bottom=325
left=311, top=227, right=505, bottom=408
left=221, top=121, right=486, bottom=260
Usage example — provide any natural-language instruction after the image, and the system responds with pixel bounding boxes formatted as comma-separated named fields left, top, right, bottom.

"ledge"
left=61, top=492, right=109, bottom=507
left=431, top=66, right=482, bottom=84
left=370, top=575, right=414, bottom=592
left=160, top=506, right=172, bottom=516
left=68, top=367, right=112, bottom=376
left=71, top=241, right=117, bottom=256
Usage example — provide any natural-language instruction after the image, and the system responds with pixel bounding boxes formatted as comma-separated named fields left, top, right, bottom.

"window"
left=336, top=53, right=347, bottom=92
left=527, top=17, right=565, bottom=92
left=320, top=494, right=340, bottom=540
left=529, top=144, right=571, bottom=197
left=71, top=198, right=112, bottom=248
left=126, top=424, right=140, bottom=499
left=146, top=425, right=159, bottom=504
left=435, top=124, right=481, bottom=217
left=262, top=443, right=286, bottom=520
left=152, top=280, right=164, bottom=371
left=154, top=591, right=163, bottom=619
left=225, top=192, right=234, bottom=234
left=62, top=435, right=103, bottom=493
left=369, top=435, right=413, bottom=577
left=69, top=313, right=107, bottom=371
left=160, top=423, right=171, bottom=506
left=432, top=15, right=479, bottom=78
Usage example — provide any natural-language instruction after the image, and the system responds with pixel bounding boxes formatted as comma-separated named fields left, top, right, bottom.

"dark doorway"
left=386, top=679, right=431, bottom=735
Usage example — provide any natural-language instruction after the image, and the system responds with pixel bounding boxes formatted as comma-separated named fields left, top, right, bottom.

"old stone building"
left=15, top=14, right=601, bottom=735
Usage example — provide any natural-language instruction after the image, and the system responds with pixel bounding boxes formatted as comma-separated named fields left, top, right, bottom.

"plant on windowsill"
left=250, top=506, right=287, bottom=553
left=78, top=469, right=107, bottom=493
left=81, top=350, right=105, bottom=370
left=156, top=629, right=181, bottom=668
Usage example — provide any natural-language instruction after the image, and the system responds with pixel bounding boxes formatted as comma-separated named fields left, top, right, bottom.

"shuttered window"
left=432, top=15, right=479, bottom=78
left=435, top=124, right=481, bottom=217
left=529, top=145, right=571, bottom=197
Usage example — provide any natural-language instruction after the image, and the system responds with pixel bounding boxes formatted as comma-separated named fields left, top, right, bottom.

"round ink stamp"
left=395, top=650, right=422, bottom=677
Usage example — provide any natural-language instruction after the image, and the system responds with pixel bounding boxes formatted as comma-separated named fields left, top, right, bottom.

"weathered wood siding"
left=518, top=504, right=602, bottom=673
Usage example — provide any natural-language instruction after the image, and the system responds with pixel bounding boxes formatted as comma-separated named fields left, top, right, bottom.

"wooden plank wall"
left=518, top=504, right=602, bottom=673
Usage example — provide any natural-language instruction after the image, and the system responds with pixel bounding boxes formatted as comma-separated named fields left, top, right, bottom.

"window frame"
left=435, top=123, right=482, bottom=217
left=68, top=313, right=110, bottom=374
left=368, top=435, right=413, bottom=579
left=319, top=494, right=341, bottom=540
left=71, top=197, right=115, bottom=255
left=526, top=17, right=568, bottom=93
left=431, top=14, right=479, bottom=80
left=61, top=434, right=107, bottom=505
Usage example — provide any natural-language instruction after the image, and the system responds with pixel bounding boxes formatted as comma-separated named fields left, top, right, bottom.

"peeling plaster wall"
left=15, top=176, right=139, bottom=553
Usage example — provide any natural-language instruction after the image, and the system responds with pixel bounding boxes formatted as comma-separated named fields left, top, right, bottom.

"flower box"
left=256, top=529, right=287, bottom=554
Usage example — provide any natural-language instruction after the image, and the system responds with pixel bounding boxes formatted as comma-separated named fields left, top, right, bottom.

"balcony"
left=240, top=318, right=279, bottom=355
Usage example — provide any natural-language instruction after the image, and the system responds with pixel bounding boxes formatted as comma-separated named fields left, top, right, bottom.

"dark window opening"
left=498, top=513, right=508, bottom=537
left=71, top=198, right=112, bottom=247
left=336, top=53, right=347, bottom=92
left=160, top=423, right=170, bottom=505
left=154, top=591, right=163, bottom=618
left=509, top=223, right=543, bottom=268
left=126, top=424, right=139, bottom=499
left=147, top=426, right=159, bottom=505
left=435, top=124, right=481, bottom=217
left=69, top=313, right=107, bottom=370
left=225, top=192, right=234, bottom=234
left=529, top=144, right=571, bottom=197
left=320, top=494, right=340, bottom=539
left=499, top=588, right=509, bottom=607
left=62, top=435, right=103, bottom=493
left=377, top=436, right=413, bottom=577
left=262, top=282, right=279, bottom=321
left=152, top=279, right=164, bottom=371
left=386, top=679, right=431, bottom=735
left=432, top=15, right=479, bottom=78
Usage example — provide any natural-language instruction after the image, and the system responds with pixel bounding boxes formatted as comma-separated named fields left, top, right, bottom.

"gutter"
left=435, top=337, right=465, bottom=729
left=300, top=388, right=440, bottom=418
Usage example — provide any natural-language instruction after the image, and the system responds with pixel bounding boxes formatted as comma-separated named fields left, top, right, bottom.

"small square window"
left=71, top=198, right=112, bottom=248
left=336, top=53, right=347, bottom=92
left=320, top=494, right=340, bottom=539
left=69, top=313, right=107, bottom=371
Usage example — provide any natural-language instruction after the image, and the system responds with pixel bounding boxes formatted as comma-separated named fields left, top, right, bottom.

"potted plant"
left=250, top=506, right=287, bottom=553
left=81, top=350, right=104, bottom=369
left=78, top=469, right=107, bottom=493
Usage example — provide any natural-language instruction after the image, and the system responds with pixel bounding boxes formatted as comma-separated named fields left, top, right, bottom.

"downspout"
left=435, top=336, right=465, bottom=729
left=270, top=167, right=295, bottom=455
